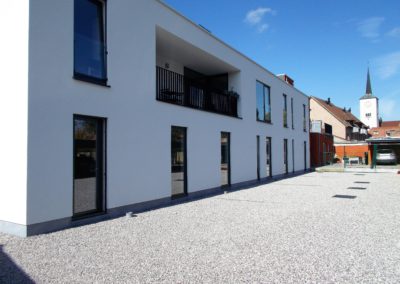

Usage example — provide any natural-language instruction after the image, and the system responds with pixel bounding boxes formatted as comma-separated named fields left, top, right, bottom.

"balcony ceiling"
left=156, top=26, right=239, bottom=76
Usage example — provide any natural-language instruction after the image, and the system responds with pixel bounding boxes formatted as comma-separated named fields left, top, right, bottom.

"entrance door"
left=221, top=132, right=231, bottom=186
left=256, top=136, right=260, bottom=180
left=73, top=115, right=105, bottom=217
left=284, top=139, right=288, bottom=174
left=304, top=141, right=307, bottom=170
left=292, top=139, right=295, bottom=173
left=171, top=126, right=187, bottom=198
left=266, top=137, right=272, bottom=177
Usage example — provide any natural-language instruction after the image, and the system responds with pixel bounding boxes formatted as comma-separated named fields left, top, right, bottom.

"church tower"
left=360, top=68, right=379, bottom=128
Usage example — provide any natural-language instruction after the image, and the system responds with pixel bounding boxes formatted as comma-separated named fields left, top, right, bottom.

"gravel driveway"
left=1, top=172, right=400, bottom=283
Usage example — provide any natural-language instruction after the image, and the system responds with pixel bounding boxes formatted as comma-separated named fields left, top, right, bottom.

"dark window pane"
left=264, top=85, right=271, bottom=122
left=74, top=0, right=106, bottom=80
left=266, top=137, right=271, bottom=177
left=74, top=116, right=105, bottom=216
left=221, top=132, right=230, bottom=186
left=171, top=127, right=187, bottom=197
left=256, top=82, right=264, bottom=121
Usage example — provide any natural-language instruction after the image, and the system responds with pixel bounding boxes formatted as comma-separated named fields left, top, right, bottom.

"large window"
left=266, top=137, right=272, bottom=178
left=283, top=94, right=288, bottom=127
left=303, top=104, right=307, bottom=132
left=256, top=81, right=271, bottom=123
left=291, top=98, right=294, bottom=129
left=74, top=0, right=107, bottom=84
left=283, top=139, right=288, bottom=174
left=171, top=126, right=187, bottom=198
left=221, top=132, right=231, bottom=186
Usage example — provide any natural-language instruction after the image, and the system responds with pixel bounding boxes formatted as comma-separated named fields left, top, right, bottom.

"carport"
left=366, top=137, right=400, bottom=168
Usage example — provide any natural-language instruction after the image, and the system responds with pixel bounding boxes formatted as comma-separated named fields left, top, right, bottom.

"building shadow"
left=0, top=245, right=34, bottom=284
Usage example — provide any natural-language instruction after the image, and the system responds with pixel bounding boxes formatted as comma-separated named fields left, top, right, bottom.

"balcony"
left=156, top=66, right=239, bottom=117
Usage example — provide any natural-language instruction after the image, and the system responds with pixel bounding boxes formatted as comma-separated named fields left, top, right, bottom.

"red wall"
left=310, top=133, right=334, bottom=167
left=334, top=144, right=371, bottom=162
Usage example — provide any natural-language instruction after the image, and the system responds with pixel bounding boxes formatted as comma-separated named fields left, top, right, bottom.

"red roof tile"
left=312, top=97, right=366, bottom=128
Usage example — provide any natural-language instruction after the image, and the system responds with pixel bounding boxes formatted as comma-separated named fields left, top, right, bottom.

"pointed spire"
left=366, top=67, right=372, bottom=96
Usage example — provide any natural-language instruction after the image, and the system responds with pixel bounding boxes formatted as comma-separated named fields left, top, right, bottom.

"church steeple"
left=360, top=66, right=379, bottom=128
left=366, top=68, right=372, bottom=96
left=360, top=67, right=377, bottom=100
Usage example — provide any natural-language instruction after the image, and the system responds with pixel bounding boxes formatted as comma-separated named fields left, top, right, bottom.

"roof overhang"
left=366, top=137, right=400, bottom=144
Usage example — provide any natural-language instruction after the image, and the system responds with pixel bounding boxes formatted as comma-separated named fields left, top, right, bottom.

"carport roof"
left=366, top=137, right=400, bottom=144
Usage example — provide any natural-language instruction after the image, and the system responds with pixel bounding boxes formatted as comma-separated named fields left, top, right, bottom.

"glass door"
left=284, top=139, right=288, bottom=174
left=266, top=137, right=272, bottom=178
left=292, top=139, right=295, bottom=173
left=256, top=136, right=260, bottom=180
left=73, top=115, right=105, bottom=217
left=221, top=132, right=231, bottom=186
left=171, top=126, right=187, bottom=198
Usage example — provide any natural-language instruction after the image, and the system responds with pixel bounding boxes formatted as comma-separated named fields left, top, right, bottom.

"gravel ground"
left=1, top=172, right=400, bottom=283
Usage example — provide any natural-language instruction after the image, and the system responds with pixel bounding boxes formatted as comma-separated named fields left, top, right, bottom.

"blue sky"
left=163, top=0, right=400, bottom=121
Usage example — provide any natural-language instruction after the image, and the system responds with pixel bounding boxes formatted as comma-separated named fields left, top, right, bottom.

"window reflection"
left=171, top=127, right=187, bottom=197
left=74, top=0, right=107, bottom=81
left=256, top=81, right=271, bottom=122
left=221, top=132, right=230, bottom=186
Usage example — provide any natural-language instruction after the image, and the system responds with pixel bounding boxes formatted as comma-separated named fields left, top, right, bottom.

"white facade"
left=0, top=0, right=310, bottom=237
left=360, top=97, right=379, bottom=128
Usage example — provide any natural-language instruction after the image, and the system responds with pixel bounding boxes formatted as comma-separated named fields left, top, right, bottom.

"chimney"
left=348, top=107, right=351, bottom=113
left=327, top=97, right=331, bottom=104
left=277, top=74, right=294, bottom=86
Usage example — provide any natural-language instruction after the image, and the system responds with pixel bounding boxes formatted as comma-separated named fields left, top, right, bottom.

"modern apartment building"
left=0, top=0, right=310, bottom=237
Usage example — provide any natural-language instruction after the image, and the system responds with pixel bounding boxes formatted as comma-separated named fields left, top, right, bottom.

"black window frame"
left=171, top=126, right=188, bottom=199
left=256, top=81, right=272, bottom=123
left=291, top=97, right=294, bottom=129
left=283, top=94, right=288, bottom=128
left=73, top=0, right=108, bottom=86
left=303, top=104, right=307, bottom=132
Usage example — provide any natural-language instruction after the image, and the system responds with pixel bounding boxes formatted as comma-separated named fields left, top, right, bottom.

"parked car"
left=376, top=149, right=397, bottom=165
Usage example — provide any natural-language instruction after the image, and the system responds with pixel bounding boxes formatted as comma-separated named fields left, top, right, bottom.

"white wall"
left=24, top=0, right=310, bottom=225
left=360, top=98, right=379, bottom=128
left=0, top=2, right=29, bottom=226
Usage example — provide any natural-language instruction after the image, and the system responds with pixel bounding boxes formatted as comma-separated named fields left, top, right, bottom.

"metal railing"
left=156, top=66, right=239, bottom=117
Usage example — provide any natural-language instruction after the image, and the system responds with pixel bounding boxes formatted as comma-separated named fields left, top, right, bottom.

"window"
left=74, top=0, right=107, bottom=84
left=221, top=132, right=231, bottom=186
left=283, top=139, right=288, bottom=174
left=283, top=94, right=288, bottom=127
left=171, top=126, right=187, bottom=198
left=266, top=137, right=272, bottom=178
left=291, top=98, right=294, bottom=129
left=304, top=141, right=307, bottom=170
left=256, top=81, right=271, bottom=123
left=256, top=136, right=260, bottom=180
left=303, top=104, right=307, bottom=132
left=366, top=113, right=371, bottom=117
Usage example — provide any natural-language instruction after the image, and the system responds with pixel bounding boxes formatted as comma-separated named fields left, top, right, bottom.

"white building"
left=0, top=0, right=310, bottom=237
left=360, top=68, right=379, bottom=128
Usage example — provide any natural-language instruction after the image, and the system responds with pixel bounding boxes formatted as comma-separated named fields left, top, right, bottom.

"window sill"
left=257, top=119, right=273, bottom=125
left=73, top=73, right=110, bottom=88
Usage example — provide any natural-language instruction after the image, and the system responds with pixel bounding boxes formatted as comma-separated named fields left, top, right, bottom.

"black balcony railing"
left=156, top=66, right=238, bottom=117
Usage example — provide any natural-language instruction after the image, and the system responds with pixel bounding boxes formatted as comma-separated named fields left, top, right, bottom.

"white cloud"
left=257, top=24, right=269, bottom=33
left=374, top=51, right=400, bottom=79
left=357, top=17, right=385, bottom=40
left=245, top=7, right=275, bottom=25
left=387, top=27, right=400, bottom=37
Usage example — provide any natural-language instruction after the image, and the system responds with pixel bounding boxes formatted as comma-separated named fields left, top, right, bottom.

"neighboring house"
left=0, top=0, right=310, bottom=237
left=310, top=97, right=369, bottom=142
left=369, top=121, right=400, bottom=138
